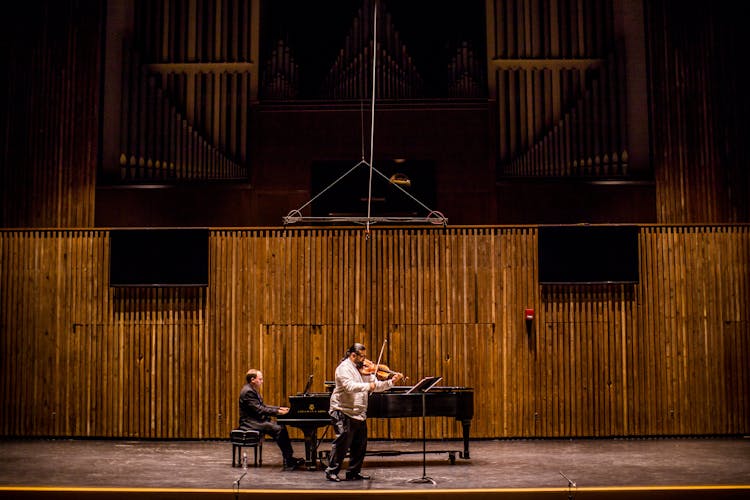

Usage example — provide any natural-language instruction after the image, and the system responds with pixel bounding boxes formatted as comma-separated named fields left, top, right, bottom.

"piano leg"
left=301, top=428, right=320, bottom=470
left=461, top=420, right=471, bottom=459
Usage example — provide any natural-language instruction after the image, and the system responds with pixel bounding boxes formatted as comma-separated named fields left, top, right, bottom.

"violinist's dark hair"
left=346, top=343, right=366, bottom=356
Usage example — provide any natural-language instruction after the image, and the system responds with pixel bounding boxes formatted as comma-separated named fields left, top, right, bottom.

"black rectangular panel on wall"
left=109, top=229, right=209, bottom=287
left=538, top=225, right=640, bottom=284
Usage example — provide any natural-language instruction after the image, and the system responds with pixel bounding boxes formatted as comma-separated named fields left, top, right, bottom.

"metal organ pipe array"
left=119, top=49, right=248, bottom=181
left=260, top=40, right=300, bottom=100
left=118, top=0, right=258, bottom=181
left=322, top=0, right=423, bottom=100
left=487, top=0, right=628, bottom=178
left=447, top=41, right=485, bottom=98
left=500, top=50, right=628, bottom=177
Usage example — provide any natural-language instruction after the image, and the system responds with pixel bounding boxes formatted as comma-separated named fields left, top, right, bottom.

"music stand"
left=407, top=376, right=442, bottom=485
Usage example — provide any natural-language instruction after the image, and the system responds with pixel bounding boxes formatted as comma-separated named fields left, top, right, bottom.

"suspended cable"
left=360, top=99, right=366, bottom=161
left=282, top=0, right=447, bottom=229
left=287, top=160, right=368, bottom=215
left=366, top=0, right=378, bottom=234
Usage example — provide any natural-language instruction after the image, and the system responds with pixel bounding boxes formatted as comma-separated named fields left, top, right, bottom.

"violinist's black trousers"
left=326, top=410, right=368, bottom=475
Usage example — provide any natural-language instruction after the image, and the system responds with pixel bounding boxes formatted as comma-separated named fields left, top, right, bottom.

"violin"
left=359, top=359, right=406, bottom=382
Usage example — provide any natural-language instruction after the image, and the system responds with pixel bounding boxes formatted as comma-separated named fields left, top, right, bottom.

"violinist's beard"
left=355, top=360, right=364, bottom=369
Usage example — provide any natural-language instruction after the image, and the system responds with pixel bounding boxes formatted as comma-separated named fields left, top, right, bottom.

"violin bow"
left=374, top=338, right=387, bottom=371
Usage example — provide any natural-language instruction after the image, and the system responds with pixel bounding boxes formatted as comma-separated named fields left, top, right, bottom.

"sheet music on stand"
left=406, top=376, right=442, bottom=394
left=407, top=376, right=443, bottom=485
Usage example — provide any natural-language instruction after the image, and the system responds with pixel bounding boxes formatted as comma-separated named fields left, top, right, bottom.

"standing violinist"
left=324, top=343, right=403, bottom=482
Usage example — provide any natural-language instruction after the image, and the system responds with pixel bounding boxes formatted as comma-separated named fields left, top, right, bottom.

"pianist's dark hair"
left=345, top=343, right=366, bottom=357
left=246, top=368, right=260, bottom=383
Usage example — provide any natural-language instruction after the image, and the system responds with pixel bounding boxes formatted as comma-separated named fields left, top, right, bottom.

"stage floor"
left=1, top=437, right=749, bottom=494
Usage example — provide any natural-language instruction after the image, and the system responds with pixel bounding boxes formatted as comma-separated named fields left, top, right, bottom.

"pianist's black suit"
left=238, top=383, right=295, bottom=463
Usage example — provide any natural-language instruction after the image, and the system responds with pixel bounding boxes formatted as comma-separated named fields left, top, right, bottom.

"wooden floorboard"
left=1, top=437, right=749, bottom=498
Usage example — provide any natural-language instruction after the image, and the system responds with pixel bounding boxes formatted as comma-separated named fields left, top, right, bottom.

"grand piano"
left=276, top=383, right=474, bottom=470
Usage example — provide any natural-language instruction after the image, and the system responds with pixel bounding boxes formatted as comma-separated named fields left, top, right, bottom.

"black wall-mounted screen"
left=538, top=225, right=640, bottom=284
left=109, top=229, right=209, bottom=287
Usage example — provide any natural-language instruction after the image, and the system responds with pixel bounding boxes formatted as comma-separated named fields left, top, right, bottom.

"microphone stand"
left=559, top=471, right=577, bottom=500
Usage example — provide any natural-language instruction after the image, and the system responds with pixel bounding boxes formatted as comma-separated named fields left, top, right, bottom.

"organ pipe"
left=322, top=0, right=423, bottom=99
left=117, top=0, right=257, bottom=181
left=487, top=0, right=626, bottom=178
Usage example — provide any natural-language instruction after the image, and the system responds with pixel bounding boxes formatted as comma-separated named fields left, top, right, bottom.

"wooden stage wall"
left=1, top=226, right=748, bottom=440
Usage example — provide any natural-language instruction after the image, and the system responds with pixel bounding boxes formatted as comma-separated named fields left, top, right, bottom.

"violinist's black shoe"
left=345, top=472, right=371, bottom=480
left=325, top=471, right=341, bottom=482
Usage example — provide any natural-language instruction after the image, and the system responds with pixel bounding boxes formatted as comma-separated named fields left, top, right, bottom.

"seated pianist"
left=238, top=368, right=306, bottom=471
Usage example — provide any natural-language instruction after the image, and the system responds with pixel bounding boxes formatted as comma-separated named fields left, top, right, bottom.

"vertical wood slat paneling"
left=1, top=2, right=101, bottom=228
left=0, top=226, right=748, bottom=439
left=647, top=1, right=750, bottom=223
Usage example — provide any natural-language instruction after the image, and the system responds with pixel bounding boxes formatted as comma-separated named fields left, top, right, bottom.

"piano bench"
left=230, top=429, right=263, bottom=467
